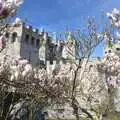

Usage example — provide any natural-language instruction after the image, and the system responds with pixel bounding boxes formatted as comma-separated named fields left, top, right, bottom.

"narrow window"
left=12, top=32, right=17, bottom=43
left=25, top=34, right=29, bottom=44
left=50, top=60, right=53, bottom=65
left=36, top=39, right=40, bottom=47
left=108, top=50, right=111, bottom=53
left=5, top=32, right=9, bottom=38
left=31, top=37, right=35, bottom=45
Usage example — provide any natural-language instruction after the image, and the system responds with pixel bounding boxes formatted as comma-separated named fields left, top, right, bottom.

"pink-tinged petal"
left=106, top=12, right=117, bottom=21
left=109, top=79, right=117, bottom=88
left=0, top=36, right=4, bottom=49
left=18, top=59, right=28, bottom=65
left=0, top=39, right=3, bottom=48
left=106, top=12, right=112, bottom=18
left=14, top=0, right=24, bottom=6
left=14, top=17, right=22, bottom=25
left=0, top=3, right=3, bottom=9
left=116, top=32, right=120, bottom=40
left=0, top=0, right=4, bottom=4
left=112, top=8, right=120, bottom=16
left=0, top=8, right=3, bottom=15
left=114, top=21, right=120, bottom=28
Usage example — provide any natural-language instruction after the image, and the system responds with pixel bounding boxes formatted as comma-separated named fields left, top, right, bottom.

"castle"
left=0, top=19, right=76, bottom=73
left=1, top=19, right=120, bottom=69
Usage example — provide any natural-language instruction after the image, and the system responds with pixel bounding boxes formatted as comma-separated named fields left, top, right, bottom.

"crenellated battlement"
left=26, top=25, right=40, bottom=34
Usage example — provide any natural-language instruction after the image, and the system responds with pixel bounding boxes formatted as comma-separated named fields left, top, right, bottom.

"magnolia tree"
left=97, top=8, right=120, bottom=112
left=59, top=9, right=120, bottom=120
left=49, top=18, right=109, bottom=120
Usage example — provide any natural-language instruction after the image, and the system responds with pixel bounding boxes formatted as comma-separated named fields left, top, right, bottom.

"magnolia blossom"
left=98, top=44, right=120, bottom=88
left=114, top=98, right=120, bottom=103
left=0, top=0, right=23, bottom=18
left=14, top=17, right=23, bottom=25
left=18, top=59, right=28, bottom=65
left=107, top=77, right=117, bottom=88
left=4, top=0, right=23, bottom=7
left=22, top=64, right=32, bottom=77
left=112, top=8, right=120, bottom=16
left=106, top=12, right=112, bottom=18
left=102, top=56, right=120, bottom=87
left=0, top=36, right=5, bottom=49
left=107, top=8, right=120, bottom=28
left=106, top=12, right=117, bottom=21
left=116, top=32, right=120, bottom=40
left=0, top=55, right=70, bottom=97
left=13, top=0, right=24, bottom=6
left=97, top=33, right=103, bottom=40
left=114, top=21, right=120, bottom=28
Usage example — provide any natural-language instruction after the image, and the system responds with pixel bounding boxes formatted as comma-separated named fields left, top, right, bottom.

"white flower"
left=0, top=0, right=23, bottom=19
left=114, top=98, right=120, bottom=103
left=22, top=70, right=27, bottom=77
left=10, top=65, right=17, bottom=70
left=14, top=0, right=24, bottom=6
left=106, top=12, right=117, bottom=21
left=109, top=79, right=117, bottom=88
left=106, top=12, right=111, bottom=18
left=113, top=56, right=119, bottom=60
left=0, top=0, right=4, bottom=7
left=14, top=71, right=19, bottom=79
left=24, top=64, right=32, bottom=72
left=116, top=32, right=120, bottom=40
left=6, top=0, right=23, bottom=6
left=14, top=17, right=22, bottom=25
left=112, top=8, right=120, bottom=16
left=18, top=59, right=28, bottom=65
left=114, top=21, right=120, bottom=28
left=10, top=75, right=14, bottom=81
left=111, top=66, right=115, bottom=71
left=97, top=33, right=103, bottom=40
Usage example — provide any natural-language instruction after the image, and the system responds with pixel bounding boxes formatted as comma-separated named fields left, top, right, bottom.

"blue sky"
left=17, top=0, right=120, bottom=56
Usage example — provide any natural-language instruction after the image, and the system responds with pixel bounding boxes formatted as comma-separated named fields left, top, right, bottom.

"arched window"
left=12, top=32, right=17, bottom=43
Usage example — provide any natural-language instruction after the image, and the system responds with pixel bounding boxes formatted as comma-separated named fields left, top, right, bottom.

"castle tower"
left=0, top=20, right=24, bottom=58
left=20, top=24, right=43, bottom=66
left=0, top=20, right=50, bottom=66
